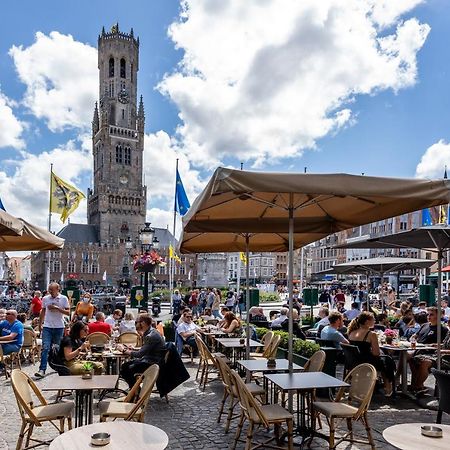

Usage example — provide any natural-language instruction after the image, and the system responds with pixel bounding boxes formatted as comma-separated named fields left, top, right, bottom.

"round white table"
left=49, top=421, right=169, bottom=449
left=383, top=423, right=450, bottom=449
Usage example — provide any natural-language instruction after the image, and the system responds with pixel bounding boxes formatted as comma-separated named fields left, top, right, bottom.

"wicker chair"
left=11, top=369, right=74, bottom=450
left=86, top=332, right=110, bottom=346
left=0, top=343, right=21, bottom=379
left=98, top=364, right=159, bottom=422
left=20, top=330, right=39, bottom=364
left=118, top=332, right=141, bottom=346
left=250, top=334, right=281, bottom=360
left=230, top=369, right=293, bottom=450
left=304, top=349, right=326, bottom=372
left=312, top=363, right=377, bottom=450
left=215, top=354, right=265, bottom=433
left=249, top=331, right=273, bottom=357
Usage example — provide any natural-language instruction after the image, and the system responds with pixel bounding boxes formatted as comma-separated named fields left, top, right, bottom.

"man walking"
left=35, top=283, right=70, bottom=378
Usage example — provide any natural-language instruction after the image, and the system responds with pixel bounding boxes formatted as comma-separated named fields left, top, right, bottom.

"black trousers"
left=120, top=360, right=151, bottom=388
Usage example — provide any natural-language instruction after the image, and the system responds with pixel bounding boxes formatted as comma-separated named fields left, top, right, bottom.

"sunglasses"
left=185, top=315, right=193, bottom=319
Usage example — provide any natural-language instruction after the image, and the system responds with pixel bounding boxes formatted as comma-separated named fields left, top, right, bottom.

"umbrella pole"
left=245, top=235, right=251, bottom=381
left=437, top=249, right=443, bottom=371
left=288, top=195, right=294, bottom=412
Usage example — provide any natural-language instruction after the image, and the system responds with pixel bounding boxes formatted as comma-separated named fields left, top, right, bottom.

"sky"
left=1, top=0, right=450, bottom=243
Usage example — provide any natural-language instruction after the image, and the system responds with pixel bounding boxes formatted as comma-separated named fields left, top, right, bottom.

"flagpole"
left=46, top=164, right=53, bottom=289
left=170, top=158, right=179, bottom=314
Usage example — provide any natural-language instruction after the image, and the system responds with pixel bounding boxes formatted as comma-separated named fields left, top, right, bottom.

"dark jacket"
left=156, top=342, right=190, bottom=397
left=130, top=328, right=166, bottom=364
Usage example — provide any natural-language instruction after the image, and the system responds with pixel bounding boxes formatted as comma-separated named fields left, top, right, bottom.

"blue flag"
left=0, top=197, right=5, bottom=211
left=422, top=208, right=432, bottom=226
left=174, top=168, right=190, bottom=216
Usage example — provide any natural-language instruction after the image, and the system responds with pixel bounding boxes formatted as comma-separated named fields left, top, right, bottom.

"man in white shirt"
left=35, top=283, right=70, bottom=378
left=441, top=299, right=450, bottom=318
left=177, top=310, right=199, bottom=353
left=271, top=307, right=289, bottom=327
left=313, top=308, right=330, bottom=329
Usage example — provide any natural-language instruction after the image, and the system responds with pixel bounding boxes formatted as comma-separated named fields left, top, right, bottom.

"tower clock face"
left=119, top=175, right=129, bottom=185
left=118, top=88, right=129, bottom=104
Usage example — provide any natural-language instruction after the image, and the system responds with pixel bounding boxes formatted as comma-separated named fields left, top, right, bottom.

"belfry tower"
left=88, top=24, right=146, bottom=244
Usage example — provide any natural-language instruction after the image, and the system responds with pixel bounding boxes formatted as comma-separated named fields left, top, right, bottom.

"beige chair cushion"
left=313, top=401, right=358, bottom=418
left=32, top=402, right=74, bottom=419
left=232, top=382, right=265, bottom=397
left=98, top=400, right=140, bottom=418
left=249, top=404, right=293, bottom=423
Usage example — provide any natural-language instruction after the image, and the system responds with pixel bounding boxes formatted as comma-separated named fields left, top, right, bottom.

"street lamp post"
left=139, top=222, right=154, bottom=306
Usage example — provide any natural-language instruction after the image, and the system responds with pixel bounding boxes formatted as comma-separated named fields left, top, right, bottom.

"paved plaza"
left=1, top=356, right=449, bottom=449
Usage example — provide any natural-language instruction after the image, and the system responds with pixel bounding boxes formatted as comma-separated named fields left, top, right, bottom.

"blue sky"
left=0, top=0, right=450, bottom=234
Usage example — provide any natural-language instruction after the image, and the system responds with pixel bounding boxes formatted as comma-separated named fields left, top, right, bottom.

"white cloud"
left=0, top=90, right=25, bottom=149
left=9, top=31, right=97, bottom=132
left=160, top=0, right=429, bottom=166
left=0, top=135, right=92, bottom=229
left=415, top=140, right=450, bottom=179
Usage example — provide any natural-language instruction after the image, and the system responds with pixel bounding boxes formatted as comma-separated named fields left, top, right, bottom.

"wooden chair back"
left=304, top=349, right=326, bottom=372
left=263, top=334, right=281, bottom=359
left=257, top=331, right=273, bottom=354
left=22, top=329, right=36, bottom=348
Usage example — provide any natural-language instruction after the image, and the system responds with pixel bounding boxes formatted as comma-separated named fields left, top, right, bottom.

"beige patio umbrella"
left=0, top=218, right=64, bottom=251
left=0, top=209, right=23, bottom=236
left=180, top=167, right=450, bottom=380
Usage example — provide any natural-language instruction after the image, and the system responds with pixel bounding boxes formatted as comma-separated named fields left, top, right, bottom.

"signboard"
left=130, top=285, right=147, bottom=310
left=62, top=288, right=80, bottom=309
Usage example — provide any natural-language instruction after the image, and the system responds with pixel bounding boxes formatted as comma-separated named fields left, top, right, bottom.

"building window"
left=124, top=147, right=131, bottom=165
left=52, top=260, right=61, bottom=272
left=116, top=145, right=123, bottom=163
left=120, top=58, right=126, bottom=78
left=109, top=57, right=114, bottom=77
left=91, top=261, right=99, bottom=274
left=81, top=262, right=89, bottom=273
left=67, top=261, right=75, bottom=273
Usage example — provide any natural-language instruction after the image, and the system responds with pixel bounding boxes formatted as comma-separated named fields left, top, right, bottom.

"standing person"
left=206, top=288, right=215, bottom=309
left=172, top=289, right=183, bottom=316
left=225, top=289, right=236, bottom=312
left=198, top=288, right=207, bottom=314
left=35, top=283, right=70, bottom=379
left=211, top=288, right=221, bottom=319
left=189, top=289, right=199, bottom=318
left=73, top=293, right=94, bottom=322
left=237, top=290, right=245, bottom=317
left=28, top=291, right=43, bottom=319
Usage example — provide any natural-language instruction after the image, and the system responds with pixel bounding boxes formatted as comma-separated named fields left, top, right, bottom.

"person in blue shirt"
left=0, top=309, right=24, bottom=356
left=320, top=312, right=349, bottom=349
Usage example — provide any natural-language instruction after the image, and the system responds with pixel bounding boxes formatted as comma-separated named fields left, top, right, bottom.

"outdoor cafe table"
left=49, top=421, right=169, bottom=450
left=383, top=423, right=450, bottom=449
left=42, top=375, right=119, bottom=427
left=265, top=372, right=349, bottom=446
left=381, top=342, right=436, bottom=395
left=215, top=338, right=263, bottom=366
left=237, top=358, right=303, bottom=400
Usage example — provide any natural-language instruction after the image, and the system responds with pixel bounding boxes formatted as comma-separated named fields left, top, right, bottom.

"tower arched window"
left=115, top=145, right=123, bottom=164
left=124, top=147, right=131, bottom=165
left=120, top=58, right=126, bottom=78
left=115, top=196, right=121, bottom=204
left=109, top=57, right=114, bottom=77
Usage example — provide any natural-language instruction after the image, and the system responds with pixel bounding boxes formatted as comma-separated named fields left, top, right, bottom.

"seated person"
left=375, top=313, right=390, bottom=329
left=313, top=307, right=330, bottom=329
left=248, top=306, right=267, bottom=322
left=0, top=310, right=24, bottom=360
left=344, top=303, right=360, bottom=321
left=413, top=301, right=428, bottom=315
left=320, top=312, right=349, bottom=349
left=119, top=312, right=137, bottom=334
left=59, top=321, right=103, bottom=375
left=118, top=313, right=166, bottom=388
left=442, top=299, right=450, bottom=318
left=177, top=310, right=199, bottom=353
left=220, top=312, right=243, bottom=337
left=105, top=309, right=123, bottom=330
left=414, top=307, right=448, bottom=345
left=88, top=312, right=112, bottom=336
left=176, top=307, right=192, bottom=326
left=0, top=309, right=6, bottom=321
left=402, top=314, right=421, bottom=340
left=73, top=293, right=94, bottom=322
left=271, top=307, right=288, bottom=328
left=348, top=312, right=395, bottom=397
left=200, top=307, right=215, bottom=321
left=218, top=306, right=230, bottom=327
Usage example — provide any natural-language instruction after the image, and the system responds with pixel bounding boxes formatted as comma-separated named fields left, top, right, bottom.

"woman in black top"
left=59, top=321, right=103, bottom=375
left=348, top=312, right=395, bottom=397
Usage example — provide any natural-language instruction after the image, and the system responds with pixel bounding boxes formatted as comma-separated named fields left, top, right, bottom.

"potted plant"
left=133, top=250, right=166, bottom=273
left=81, top=361, right=94, bottom=379
left=293, top=339, right=321, bottom=366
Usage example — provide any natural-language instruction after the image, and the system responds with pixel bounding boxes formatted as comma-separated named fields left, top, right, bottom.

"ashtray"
left=267, top=359, right=277, bottom=368
left=91, top=432, right=111, bottom=446
left=421, top=425, right=443, bottom=438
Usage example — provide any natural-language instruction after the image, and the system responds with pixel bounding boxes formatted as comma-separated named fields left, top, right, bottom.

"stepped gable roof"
left=57, top=223, right=99, bottom=244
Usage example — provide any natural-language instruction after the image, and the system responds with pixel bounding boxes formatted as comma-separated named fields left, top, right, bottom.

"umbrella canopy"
left=442, top=265, right=450, bottom=273
left=333, top=224, right=450, bottom=370
left=329, top=256, right=436, bottom=275
left=0, top=218, right=65, bottom=251
left=0, top=209, right=23, bottom=236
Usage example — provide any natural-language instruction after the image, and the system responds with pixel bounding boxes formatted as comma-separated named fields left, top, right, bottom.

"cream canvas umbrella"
left=0, top=218, right=64, bottom=251
left=0, top=209, right=23, bottom=236
left=180, top=167, right=450, bottom=376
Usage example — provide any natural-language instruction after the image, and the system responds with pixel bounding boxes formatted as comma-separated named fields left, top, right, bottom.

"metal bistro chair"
left=431, top=368, right=450, bottom=424
left=312, top=363, right=377, bottom=450
left=231, top=369, right=294, bottom=450
left=98, top=364, right=159, bottom=422
left=11, top=369, right=74, bottom=450
left=215, top=354, right=265, bottom=433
